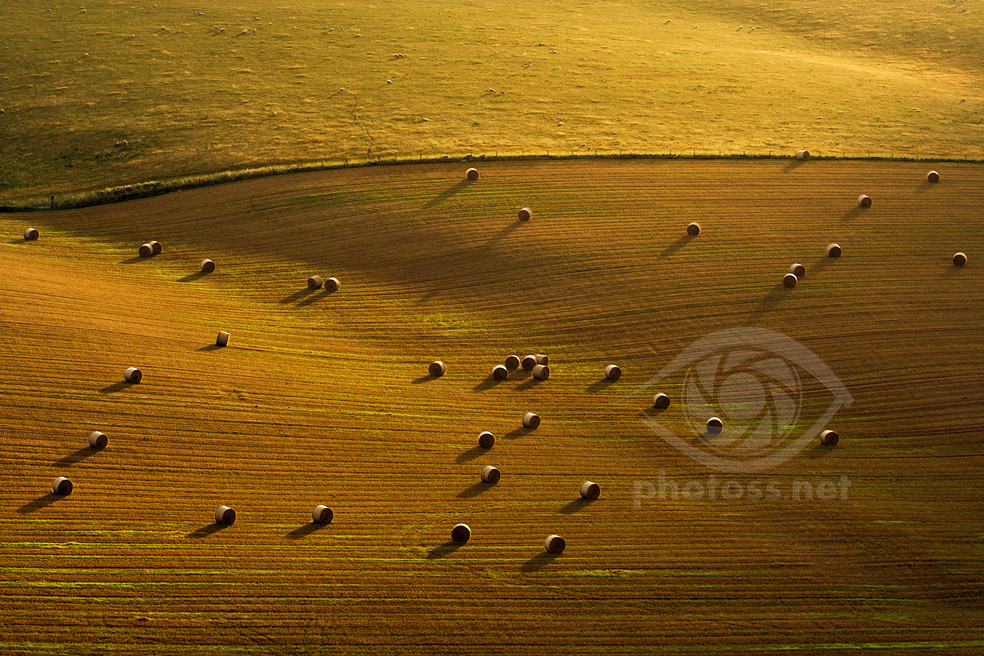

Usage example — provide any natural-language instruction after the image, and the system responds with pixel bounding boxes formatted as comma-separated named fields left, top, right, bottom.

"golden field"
left=0, top=0, right=982, bottom=203
left=1, top=159, right=982, bottom=653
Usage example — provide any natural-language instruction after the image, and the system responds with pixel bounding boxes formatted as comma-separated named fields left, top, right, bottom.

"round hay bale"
left=504, top=355, right=521, bottom=371
left=492, top=365, right=508, bottom=381
left=522, top=355, right=537, bottom=371
left=857, top=195, right=872, bottom=208
left=789, top=263, right=806, bottom=278
left=820, top=429, right=839, bottom=446
left=826, top=243, right=842, bottom=258
left=124, top=367, right=142, bottom=384
left=52, top=476, right=73, bottom=495
left=480, top=465, right=501, bottom=484
left=216, top=331, right=230, bottom=347
left=139, top=243, right=153, bottom=258
left=532, top=364, right=550, bottom=380
left=687, top=222, right=701, bottom=236
left=522, top=412, right=541, bottom=429
left=544, top=534, right=566, bottom=555
left=466, top=167, right=479, bottom=181
left=88, top=431, right=108, bottom=450
left=451, top=523, right=471, bottom=543
left=706, top=416, right=723, bottom=435
left=324, top=277, right=340, bottom=292
left=652, top=393, right=670, bottom=409
left=953, top=252, right=967, bottom=266
left=518, top=207, right=532, bottom=221
left=149, top=241, right=163, bottom=255
left=307, top=275, right=324, bottom=290
left=927, top=170, right=940, bottom=183
left=604, top=364, right=622, bottom=381
left=215, top=505, right=236, bottom=526
left=478, top=431, right=495, bottom=448
left=795, top=150, right=811, bottom=161
left=429, top=360, right=447, bottom=377
left=579, top=481, right=600, bottom=500
left=534, top=353, right=549, bottom=366
left=782, top=273, right=798, bottom=288
left=201, top=259, right=215, bottom=273
left=23, top=228, right=39, bottom=241
left=312, top=505, right=333, bottom=525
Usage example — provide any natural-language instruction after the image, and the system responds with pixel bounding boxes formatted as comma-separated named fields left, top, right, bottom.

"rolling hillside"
left=1, top=0, right=982, bottom=203
left=1, top=159, right=982, bottom=653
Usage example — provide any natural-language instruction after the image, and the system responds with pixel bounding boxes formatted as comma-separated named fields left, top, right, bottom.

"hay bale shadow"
left=749, top=283, right=790, bottom=318
left=659, top=234, right=694, bottom=258
left=638, top=407, right=667, bottom=423
left=514, top=377, right=543, bottom=391
left=54, top=447, right=97, bottom=467
left=412, top=374, right=439, bottom=384
left=423, top=179, right=470, bottom=208
left=119, top=256, right=146, bottom=264
left=805, top=443, right=835, bottom=459
left=812, top=255, right=834, bottom=273
left=783, top=159, right=807, bottom=172
left=504, top=427, right=528, bottom=439
left=197, top=344, right=224, bottom=352
left=286, top=523, right=325, bottom=540
left=457, top=482, right=492, bottom=498
left=842, top=207, right=864, bottom=221
left=472, top=376, right=500, bottom=392
left=9, top=238, right=26, bottom=245
left=178, top=271, right=208, bottom=282
left=455, top=446, right=487, bottom=463
left=426, top=541, right=464, bottom=560
left=280, top=288, right=315, bottom=304
left=187, top=523, right=225, bottom=538
left=98, top=381, right=131, bottom=394
left=485, top=220, right=523, bottom=246
left=297, top=290, right=333, bottom=307
left=521, top=552, right=559, bottom=572
left=559, top=498, right=592, bottom=515
left=16, top=493, right=61, bottom=514
left=585, top=377, right=615, bottom=393
left=914, top=180, right=935, bottom=195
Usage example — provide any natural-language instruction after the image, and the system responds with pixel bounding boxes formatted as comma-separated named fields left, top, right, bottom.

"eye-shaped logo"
left=631, top=328, right=852, bottom=473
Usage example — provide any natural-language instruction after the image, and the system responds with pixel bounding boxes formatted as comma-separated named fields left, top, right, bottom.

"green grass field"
left=1, top=159, right=982, bottom=653
left=1, top=0, right=982, bottom=203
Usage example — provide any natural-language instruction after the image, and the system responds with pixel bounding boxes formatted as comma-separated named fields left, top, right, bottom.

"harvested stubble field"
left=1, top=158, right=982, bottom=653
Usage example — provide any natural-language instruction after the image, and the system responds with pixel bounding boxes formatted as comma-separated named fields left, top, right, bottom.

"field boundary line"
left=2, top=151, right=981, bottom=212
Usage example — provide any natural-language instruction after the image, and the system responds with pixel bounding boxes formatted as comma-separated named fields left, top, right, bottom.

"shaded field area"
left=1, top=0, right=982, bottom=203
left=1, top=159, right=983, bottom=653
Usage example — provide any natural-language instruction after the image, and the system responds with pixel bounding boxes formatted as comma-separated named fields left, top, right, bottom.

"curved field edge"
left=1, top=159, right=982, bottom=653
left=2, top=152, right=983, bottom=212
